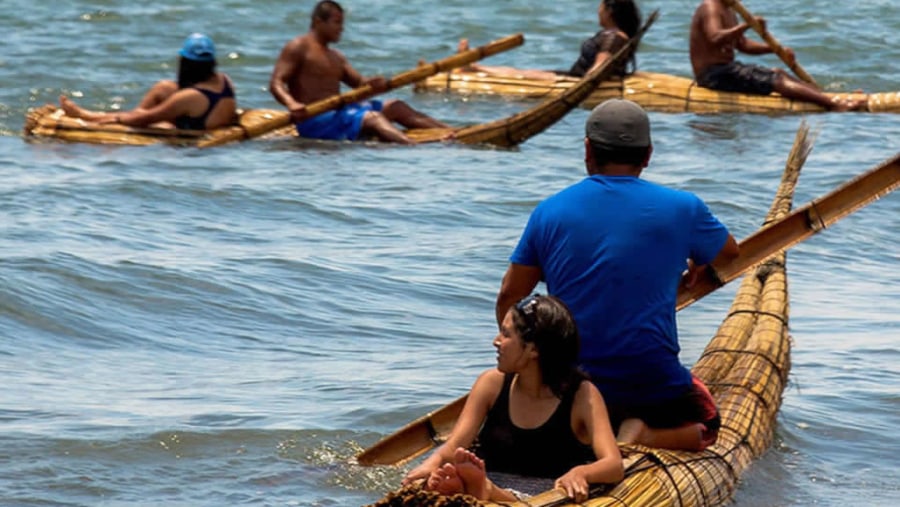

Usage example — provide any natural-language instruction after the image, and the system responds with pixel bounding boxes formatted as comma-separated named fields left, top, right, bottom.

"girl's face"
left=493, top=311, right=536, bottom=373
left=598, top=2, right=612, bottom=28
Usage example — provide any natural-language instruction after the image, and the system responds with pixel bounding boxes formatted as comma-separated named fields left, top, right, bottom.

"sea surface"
left=1, top=1, right=898, bottom=506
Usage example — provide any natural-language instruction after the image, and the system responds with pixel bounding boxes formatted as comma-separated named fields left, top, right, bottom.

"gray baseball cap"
left=585, top=99, right=651, bottom=148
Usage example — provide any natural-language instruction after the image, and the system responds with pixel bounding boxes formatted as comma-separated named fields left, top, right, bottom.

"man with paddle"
left=689, top=0, right=865, bottom=111
left=496, top=99, right=740, bottom=452
left=269, top=0, right=450, bottom=144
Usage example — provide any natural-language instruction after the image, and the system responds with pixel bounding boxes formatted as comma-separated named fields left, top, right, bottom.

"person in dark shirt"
left=59, top=33, right=237, bottom=130
left=456, top=0, right=641, bottom=80
left=402, top=294, right=622, bottom=503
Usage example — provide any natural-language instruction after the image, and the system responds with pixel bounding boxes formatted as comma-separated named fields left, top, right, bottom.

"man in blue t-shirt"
left=495, top=99, right=739, bottom=452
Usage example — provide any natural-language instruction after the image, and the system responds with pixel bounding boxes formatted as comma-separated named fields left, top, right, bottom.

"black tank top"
left=567, top=29, right=632, bottom=78
left=474, top=374, right=594, bottom=478
left=175, top=77, right=235, bottom=130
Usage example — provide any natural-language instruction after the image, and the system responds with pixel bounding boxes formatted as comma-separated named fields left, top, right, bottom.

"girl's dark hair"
left=604, top=0, right=642, bottom=73
left=512, top=294, right=588, bottom=399
left=177, top=57, right=216, bottom=89
left=604, top=0, right=641, bottom=38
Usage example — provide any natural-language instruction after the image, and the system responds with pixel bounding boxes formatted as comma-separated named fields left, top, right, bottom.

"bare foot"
left=456, top=38, right=479, bottom=73
left=59, top=95, right=85, bottom=118
left=453, top=448, right=490, bottom=500
left=426, top=463, right=465, bottom=496
left=830, top=96, right=867, bottom=112
left=616, top=418, right=646, bottom=444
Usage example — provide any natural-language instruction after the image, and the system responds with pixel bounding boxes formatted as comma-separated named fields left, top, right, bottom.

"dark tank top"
left=474, top=374, right=594, bottom=478
left=567, top=29, right=632, bottom=78
left=175, top=77, right=235, bottom=130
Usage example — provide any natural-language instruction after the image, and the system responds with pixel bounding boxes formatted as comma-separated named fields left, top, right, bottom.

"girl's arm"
left=402, top=369, right=503, bottom=485
left=553, top=382, right=624, bottom=502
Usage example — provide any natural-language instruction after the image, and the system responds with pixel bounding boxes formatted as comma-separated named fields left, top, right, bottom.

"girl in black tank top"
left=402, top=295, right=623, bottom=503
left=475, top=373, right=595, bottom=478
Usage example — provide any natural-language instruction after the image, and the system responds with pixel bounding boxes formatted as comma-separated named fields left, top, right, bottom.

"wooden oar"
left=723, top=0, right=819, bottom=88
left=356, top=151, right=900, bottom=467
left=678, top=151, right=900, bottom=309
left=195, top=34, right=524, bottom=149
left=356, top=395, right=468, bottom=466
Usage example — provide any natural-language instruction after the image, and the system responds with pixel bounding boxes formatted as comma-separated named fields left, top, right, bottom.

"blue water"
left=1, top=1, right=898, bottom=505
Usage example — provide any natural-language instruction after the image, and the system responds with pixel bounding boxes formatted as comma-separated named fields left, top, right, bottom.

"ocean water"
left=1, top=1, right=898, bottom=505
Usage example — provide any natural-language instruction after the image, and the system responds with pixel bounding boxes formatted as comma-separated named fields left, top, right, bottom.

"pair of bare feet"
left=58, top=95, right=94, bottom=120
left=828, top=95, right=867, bottom=112
left=425, top=447, right=490, bottom=500
left=455, top=39, right=483, bottom=74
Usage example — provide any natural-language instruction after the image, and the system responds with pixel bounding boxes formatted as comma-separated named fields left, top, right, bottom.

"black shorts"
left=697, top=61, right=776, bottom=96
left=606, top=376, right=721, bottom=433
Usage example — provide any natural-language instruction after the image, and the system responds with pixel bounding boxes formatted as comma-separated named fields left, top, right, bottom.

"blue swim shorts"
left=294, top=100, right=384, bottom=141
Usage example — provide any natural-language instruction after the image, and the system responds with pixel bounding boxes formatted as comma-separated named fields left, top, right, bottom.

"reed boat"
left=359, top=140, right=900, bottom=506
left=415, top=70, right=900, bottom=114
left=20, top=98, right=588, bottom=148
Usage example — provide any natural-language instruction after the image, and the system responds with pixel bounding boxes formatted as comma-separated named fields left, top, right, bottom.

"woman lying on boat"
left=58, top=33, right=237, bottom=130
left=458, top=0, right=641, bottom=80
left=401, top=294, right=623, bottom=502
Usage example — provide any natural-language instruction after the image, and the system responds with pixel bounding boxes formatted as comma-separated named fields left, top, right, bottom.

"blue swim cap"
left=179, top=33, right=216, bottom=62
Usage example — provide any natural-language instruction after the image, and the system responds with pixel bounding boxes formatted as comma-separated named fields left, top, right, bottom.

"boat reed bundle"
left=23, top=105, right=301, bottom=147
left=415, top=71, right=900, bottom=114
left=362, top=124, right=811, bottom=507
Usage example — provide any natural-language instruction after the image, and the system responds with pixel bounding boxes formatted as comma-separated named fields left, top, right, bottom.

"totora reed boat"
left=357, top=134, right=900, bottom=506
left=414, top=70, right=900, bottom=114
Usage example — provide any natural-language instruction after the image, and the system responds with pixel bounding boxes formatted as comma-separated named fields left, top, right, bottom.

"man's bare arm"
left=269, top=40, right=305, bottom=111
left=683, top=233, right=740, bottom=289
left=700, top=3, right=751, bottom=48
left=339, top=51, right=367, bottom=88
left=495, top=264, right=542, bottom=326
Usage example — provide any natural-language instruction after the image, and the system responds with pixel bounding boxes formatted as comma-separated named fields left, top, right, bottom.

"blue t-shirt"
left=510, top=174, right=729, bottom=404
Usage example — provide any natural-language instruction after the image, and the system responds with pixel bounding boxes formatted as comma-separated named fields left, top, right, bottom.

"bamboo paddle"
left=195, top=34, right=524, bottom=149
left=356, top=151, right=900, bottom=467
left=722, top=0, right=819, bottom=88
left=678, top=151, right=900, bottom=308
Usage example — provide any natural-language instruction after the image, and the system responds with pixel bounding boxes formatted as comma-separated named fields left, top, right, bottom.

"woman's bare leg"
left=457, top=39, right=559, bottom=80
left=381, top=99, right=449, bottom=129
left=59, top=95, right=108, bottom=121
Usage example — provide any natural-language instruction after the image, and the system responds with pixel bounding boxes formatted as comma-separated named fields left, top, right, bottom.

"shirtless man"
left=689, top=0, right=864, bottom=111
left=269, top=0, right=450, bottom=144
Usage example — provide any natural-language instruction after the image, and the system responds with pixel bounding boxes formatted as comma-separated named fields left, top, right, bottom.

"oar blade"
left=355, top=395, right=467, bottom=466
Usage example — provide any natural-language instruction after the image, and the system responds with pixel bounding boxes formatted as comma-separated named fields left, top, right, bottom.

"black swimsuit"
left=474, top=374, right=594, bottom=478
left=174, top=77, right=235, bottom=130
left=566, top=29, right=632, bottom=78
